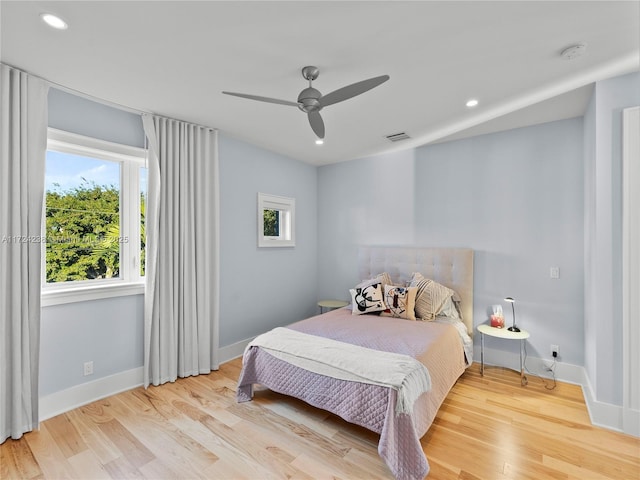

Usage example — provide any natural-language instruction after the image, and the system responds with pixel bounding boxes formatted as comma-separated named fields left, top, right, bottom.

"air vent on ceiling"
left=386, top=132, right=411, bottom=142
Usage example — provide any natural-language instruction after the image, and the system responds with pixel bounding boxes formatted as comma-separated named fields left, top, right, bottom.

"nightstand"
left=477, top=324, right=530, bottom=386
left=317, top=299, right=348, bottom=313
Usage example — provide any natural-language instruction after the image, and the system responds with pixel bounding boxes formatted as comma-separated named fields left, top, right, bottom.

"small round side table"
left=317, top=299, right=349, bottom=314
left=477, top=324, right=530, bottom=386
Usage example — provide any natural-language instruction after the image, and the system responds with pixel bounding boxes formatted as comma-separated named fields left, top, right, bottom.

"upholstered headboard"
left=358, top=246, right=474, bottom=335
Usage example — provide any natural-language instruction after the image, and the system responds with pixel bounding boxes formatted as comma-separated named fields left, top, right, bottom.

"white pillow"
left=349, top=283, right=387, bottom=315
left=437, top=294, right=462, bottom=320
left=381, top=285, right=418, bottom=321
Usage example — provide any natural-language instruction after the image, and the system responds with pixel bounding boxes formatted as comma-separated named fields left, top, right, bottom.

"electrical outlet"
left=83, top=361, right=94, bottom=376
left=550, top=344, right=559, bottom=357
left=550, top=267, right=560, bottom=279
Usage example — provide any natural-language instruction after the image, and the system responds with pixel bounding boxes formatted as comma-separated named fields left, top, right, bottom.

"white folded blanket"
left=246, top=327, right=431, bottom=414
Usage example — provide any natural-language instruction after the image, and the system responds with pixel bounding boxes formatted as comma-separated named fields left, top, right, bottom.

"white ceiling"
left=1, top=1, right=638, bottom=166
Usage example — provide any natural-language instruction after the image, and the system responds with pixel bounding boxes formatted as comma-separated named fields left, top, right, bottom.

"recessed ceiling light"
left=315, top=139, right=324, bottom=145
left=466, top=99, right=479, bottom=108
left=41, top=13, right=68, bottom=30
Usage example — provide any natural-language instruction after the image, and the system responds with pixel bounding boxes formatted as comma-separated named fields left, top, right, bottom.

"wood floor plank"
left=150, top=376, right=244, bottom=428
left=290, top=452, right=348, bottom=480
left=105, top=395, right=219, bottom=477
left=67, top=449, right=111, bottom=480
left=64, top=407, right=121, bottom=465
left=229, top=421, right=313, bottom=479
left=169, top=398, right=283, bottom=479
left=423, top=456, right=461, bottom=480
left=169, top=415, right=277, bottom=480
left=23, top=422, right=79, bottom=479
left=2, top=360, right=638, bottom=480
left=137, top=458, right=184, bottom=480
left=261, top=392, right=339, bottom=439
left=226, top=399, right=353, bottom=459
left=97, top=418, right=154, bottom=469
left=102, top=455, right=145, bottom=480
left=45, top=413, right=88, bottom=458
left=343, top=446, right=391, bottom=478
left=200, top=457, right=261, bottom=480
left=0, top=434, right=43, bottom=480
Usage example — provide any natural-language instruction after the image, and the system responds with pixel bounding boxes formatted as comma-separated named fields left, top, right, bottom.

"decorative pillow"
left=356, top=272, right=393, bottom=292
left=381, top=285, right=418, bottom=320
left=410, top=272, right=457, bottom=321
left=349, top=283, right=387, bottom=315
left=437, top=295, right=462, bottom=320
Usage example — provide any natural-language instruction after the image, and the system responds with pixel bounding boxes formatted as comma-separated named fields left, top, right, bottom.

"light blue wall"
left=583, top=71, right=640, bottom=405
left=317, top=148, right=418, bottom=302
left=49, top=88, right=145, bottom=147
left=218, top=135, right=318, bottom=346
left=43, top=90, right=318, bottom=397
left=318, top=118, right=585, bottom=365
left=40, top=296, right=144, bottom=396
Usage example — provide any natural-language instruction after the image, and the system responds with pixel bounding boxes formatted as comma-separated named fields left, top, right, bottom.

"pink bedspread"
left=236, top=307, right=467, bottom=480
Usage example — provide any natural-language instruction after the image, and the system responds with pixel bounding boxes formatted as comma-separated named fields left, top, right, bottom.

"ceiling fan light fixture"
left=40, top=13, right=68, bottom=30
left=315, top=139, right=324, bottom=145
left=466, top=99, right=479, bottom=108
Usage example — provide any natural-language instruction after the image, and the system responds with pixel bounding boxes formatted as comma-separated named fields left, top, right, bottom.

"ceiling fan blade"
left=222, top=91, right=299, bottom=107
left=308, top=110, right=325, bottom=139
left=319, top=75, right=390, bottom=107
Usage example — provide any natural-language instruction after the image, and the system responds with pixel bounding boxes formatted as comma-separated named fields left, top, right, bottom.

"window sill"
left=41, top=281, right=144, bottom=307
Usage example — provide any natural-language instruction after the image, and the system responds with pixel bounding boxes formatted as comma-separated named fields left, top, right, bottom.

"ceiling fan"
left=222, top=66, right=390, bottom=139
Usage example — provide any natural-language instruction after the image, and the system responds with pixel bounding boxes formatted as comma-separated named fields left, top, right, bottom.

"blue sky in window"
left=140, top=166, right=147, bottom=195
left=46, top=151, right=120, bottom=193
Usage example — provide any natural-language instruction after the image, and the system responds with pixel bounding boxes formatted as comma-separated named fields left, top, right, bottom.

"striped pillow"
left=410, top=272, right=456, bottom=321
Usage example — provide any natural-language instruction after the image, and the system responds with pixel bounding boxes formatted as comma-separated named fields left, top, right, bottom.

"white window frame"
left=42, top=128, right=146, bottom=306
left=257, top=192, right=295, bottom=248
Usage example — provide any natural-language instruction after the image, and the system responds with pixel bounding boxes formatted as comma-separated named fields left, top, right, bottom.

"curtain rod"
left=1, top=61, right=217, bottom=132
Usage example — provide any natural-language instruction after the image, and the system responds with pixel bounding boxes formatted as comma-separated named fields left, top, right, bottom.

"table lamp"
left=505, top=297, right=520, bottom=332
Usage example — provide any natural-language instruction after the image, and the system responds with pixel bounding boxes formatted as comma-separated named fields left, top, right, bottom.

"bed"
left=237, top=247, right=474, bottom=480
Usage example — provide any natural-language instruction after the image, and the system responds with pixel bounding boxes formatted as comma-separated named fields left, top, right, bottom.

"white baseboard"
left=218, top=336, right=255, bottom=363
left=581, top=378, right=624, bottom=433
left=473, top=345, right=583, bottom=385
left=623, top=408, right=640, bottom=437
left=39, top=337, right=256, bottom=422
left=580, top=371, right=640, bottom=436
left=39, top=367, right=144, bottom=421
left=473, top=345, right=637, bottom=436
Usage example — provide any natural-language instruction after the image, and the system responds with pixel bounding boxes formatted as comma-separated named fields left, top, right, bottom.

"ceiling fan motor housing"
left=297, top=87, right=322, bottom=113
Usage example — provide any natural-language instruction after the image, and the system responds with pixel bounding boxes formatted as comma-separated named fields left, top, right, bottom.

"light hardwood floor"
left=2, top=360, right=639, bottom=480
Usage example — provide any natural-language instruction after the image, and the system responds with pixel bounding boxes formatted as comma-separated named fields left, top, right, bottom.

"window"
left=257, top=192, right=295, bottom=247
left=42, top=128, right=146, bottom=304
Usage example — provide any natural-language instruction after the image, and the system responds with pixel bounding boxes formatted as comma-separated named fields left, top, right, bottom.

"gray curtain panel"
left=142, top=115, right=220, bottom=387
left=0, top=65, right=49, bottom=442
